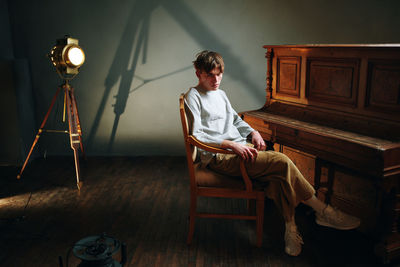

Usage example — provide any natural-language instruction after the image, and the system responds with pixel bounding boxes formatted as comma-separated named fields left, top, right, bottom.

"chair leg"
left=247, top=199, right=256, bottom=215
left=256, top=195, right=265, bottom=247
left=187, top=195, right=197, bottom=245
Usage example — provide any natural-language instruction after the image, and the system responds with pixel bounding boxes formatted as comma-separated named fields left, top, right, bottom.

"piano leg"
left=314, top=158, right=322, bottom=195
left=375, top=176, right=400, bottom=264
left=314, top=158, right=335, bottom=203
left=326, top=164, right=335, bottom=203
left=266, top=140, right=275, bottom=151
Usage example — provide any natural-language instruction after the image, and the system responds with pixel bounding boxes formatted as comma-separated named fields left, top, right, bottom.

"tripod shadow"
left=86, top=0, right=159, bottom=153
left=86, top=0, right=263, bottom=153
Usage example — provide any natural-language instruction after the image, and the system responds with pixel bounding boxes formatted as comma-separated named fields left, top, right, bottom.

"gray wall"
left=1, top=0, right=37, bottom=165
left=0, top=0, right=13, bottom=59
left=6, top=0, right=400, bottom=157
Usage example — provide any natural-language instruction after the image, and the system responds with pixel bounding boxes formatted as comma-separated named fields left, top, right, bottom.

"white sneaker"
left=284, top=226, right=303, bottom=256
left=316, top=205, right=360, bottom=230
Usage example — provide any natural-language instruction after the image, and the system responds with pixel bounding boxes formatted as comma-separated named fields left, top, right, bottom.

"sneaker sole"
left=315, top=218, right=360, bottom=230
left=285, top=248, right=301, bottom=257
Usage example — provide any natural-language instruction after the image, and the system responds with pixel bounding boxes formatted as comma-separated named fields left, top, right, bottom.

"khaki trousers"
left=208, top=149, right=315, bottom=221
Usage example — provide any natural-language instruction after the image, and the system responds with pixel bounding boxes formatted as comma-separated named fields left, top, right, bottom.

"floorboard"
left=0, top=156, right=394, bottom=266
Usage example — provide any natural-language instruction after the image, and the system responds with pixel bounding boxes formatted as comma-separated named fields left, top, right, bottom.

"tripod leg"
left=17, top=130, right=42, bottom=179
left=17, top=87, right=62, bottom=179
left=65, top=86, right=82, bottom=190
left=69, top=87, right=86, bottom=160
left=72, top=147, right=82, bottom=190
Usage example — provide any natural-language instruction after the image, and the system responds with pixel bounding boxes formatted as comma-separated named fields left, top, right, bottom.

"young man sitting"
left=184, top=50, right=360, bottom=256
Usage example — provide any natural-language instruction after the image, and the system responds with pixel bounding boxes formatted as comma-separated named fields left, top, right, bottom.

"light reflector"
left=49, top=36, right=85, bottom=76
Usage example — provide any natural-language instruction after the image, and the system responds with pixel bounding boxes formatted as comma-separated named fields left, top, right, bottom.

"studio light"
left=17, top=35, right=86, bottom=190
left=49, top=36, right=85, bottom=76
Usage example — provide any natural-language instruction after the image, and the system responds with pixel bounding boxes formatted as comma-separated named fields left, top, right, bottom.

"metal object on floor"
left=66, top=233, right=127, bottom=267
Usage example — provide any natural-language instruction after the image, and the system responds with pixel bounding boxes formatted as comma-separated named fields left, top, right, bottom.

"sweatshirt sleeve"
left=222, top=91, right=255, bottom=138
left=233, top=111, right=254, bottom=138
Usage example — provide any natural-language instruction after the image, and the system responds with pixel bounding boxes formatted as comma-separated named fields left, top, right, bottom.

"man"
left=184, top=50, right=360, bottom=256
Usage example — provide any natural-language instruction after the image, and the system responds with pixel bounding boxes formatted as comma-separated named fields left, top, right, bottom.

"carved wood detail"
left=366, top=60, right=400, bottom=113
left=265, top=48, right=273, bottom=106
left=306, top=58, right=359, bottom=107
left=276, top=56, right=301, bottom=98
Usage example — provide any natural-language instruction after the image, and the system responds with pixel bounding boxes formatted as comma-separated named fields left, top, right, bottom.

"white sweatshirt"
left=184, top=87, right=254, bottom=164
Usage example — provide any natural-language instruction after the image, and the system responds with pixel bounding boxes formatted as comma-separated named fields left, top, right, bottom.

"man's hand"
left=221, top=140, right=258, bottom=162
left=251, top=131, right=266, bottom=151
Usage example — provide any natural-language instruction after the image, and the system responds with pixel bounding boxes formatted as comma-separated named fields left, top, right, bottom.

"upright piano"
left=241, top=44, right=400, bottom=263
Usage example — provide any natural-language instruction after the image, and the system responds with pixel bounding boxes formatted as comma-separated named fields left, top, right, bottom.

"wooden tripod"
left=17, top=80, right=85, bottom=190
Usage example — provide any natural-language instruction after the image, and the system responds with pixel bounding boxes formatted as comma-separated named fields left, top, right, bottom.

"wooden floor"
left=0, top=156, right=394, bottom=266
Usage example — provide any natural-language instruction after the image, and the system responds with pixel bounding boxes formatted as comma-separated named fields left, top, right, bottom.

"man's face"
left=197, top=68, right=223, bottom=91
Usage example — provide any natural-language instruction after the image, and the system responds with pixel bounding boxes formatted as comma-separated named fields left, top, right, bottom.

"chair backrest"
left=179, top=93, right=198, bottom=189
left=179, top=94, right=189, bottom=136
left=179, top=93, right=197, bottom=156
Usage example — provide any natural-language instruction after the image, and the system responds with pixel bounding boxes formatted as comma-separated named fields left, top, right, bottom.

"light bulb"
left=68, top=47, right=85, bottom=66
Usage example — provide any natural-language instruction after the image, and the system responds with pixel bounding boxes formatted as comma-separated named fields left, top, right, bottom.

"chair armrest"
left=187, top=135, right=235, bottom=154
left=188, top=135, right=254, bottom=192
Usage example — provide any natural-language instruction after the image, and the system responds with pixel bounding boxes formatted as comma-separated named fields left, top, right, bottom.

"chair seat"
left=194, top=163, right=265, bottom=191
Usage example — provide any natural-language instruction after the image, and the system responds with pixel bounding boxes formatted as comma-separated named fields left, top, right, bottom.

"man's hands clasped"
left=251, top=130, right=266, bottom=151
left=221, top=131, right=266, bottom=162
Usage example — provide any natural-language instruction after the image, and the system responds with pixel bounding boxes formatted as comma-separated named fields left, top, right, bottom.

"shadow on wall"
left=85, top=0, right=263, bottom=153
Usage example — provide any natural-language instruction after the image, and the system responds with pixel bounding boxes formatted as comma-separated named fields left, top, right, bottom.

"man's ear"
left=195, top=69, right=201, bottom=78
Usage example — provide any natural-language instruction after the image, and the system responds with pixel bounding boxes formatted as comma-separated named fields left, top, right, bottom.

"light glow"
left=67, top=47, right=85, bottom=66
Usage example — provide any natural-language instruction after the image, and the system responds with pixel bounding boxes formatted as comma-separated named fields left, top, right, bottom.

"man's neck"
left=195, top=84, right=218, bottom=93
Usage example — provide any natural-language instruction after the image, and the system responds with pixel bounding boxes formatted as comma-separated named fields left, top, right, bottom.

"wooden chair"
left=179, top=93, right=266, bottom=247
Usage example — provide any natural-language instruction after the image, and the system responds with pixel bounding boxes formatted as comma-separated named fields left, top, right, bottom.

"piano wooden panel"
left=241, top=44, right=400, bottom=263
